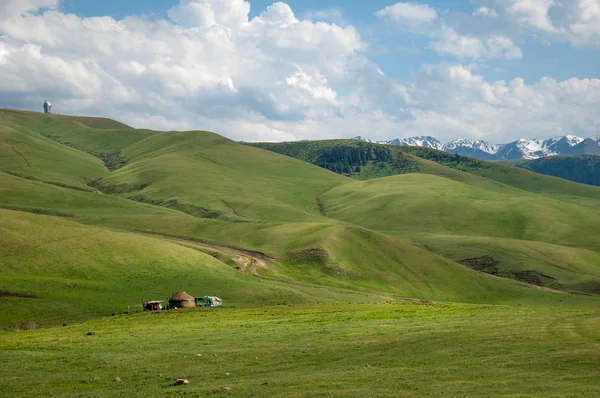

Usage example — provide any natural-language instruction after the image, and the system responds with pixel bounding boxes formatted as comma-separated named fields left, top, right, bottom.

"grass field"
left=2, top=303, right=600, bottom=397
left=2, top=109, right=600, bottom=396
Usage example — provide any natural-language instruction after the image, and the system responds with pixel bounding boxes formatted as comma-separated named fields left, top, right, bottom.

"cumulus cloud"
left=506, top=0, right=559, bottom=32
left=429, top=28, right=522, bottom=60
left=0, top=0, right=363, bottom=138
left=376, top=2, right=523, bottom=61
left=477, top=0, right=600, bottom=48
left=0, top=0, right=598, bottom=144
left=404, top=64, right=600, bottom=141
left=0, top=0, right=57, bottom=19
left=376, top=2, right=438, bottom=24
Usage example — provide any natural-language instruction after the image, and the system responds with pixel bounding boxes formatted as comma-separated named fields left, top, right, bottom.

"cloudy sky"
left=1, top=0, right=599, bottom=143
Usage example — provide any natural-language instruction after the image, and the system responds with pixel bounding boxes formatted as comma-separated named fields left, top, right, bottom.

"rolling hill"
left=249, top=140, right=600, bottom=202
left=2, top=109, right=600, bottom=330
left=3, top=109, right=600, bottom=397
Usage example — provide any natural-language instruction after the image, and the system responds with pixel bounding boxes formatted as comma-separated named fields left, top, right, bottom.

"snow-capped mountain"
left=571, top=137, right=600, bottom=156
left=443, top=139, right=500, bottom=154
left=545, top=136, right=581, bottom=154
left=442, top=139, right=501, bottom=160
left=351, top=136, right=387, bottom=145
left=386, top=136, right=444, bottom=150
left=496, top=136, right=590, bottom=160
left=351, top=134, right=598, bottom=160
left=496, top=139, right=550, bottom=160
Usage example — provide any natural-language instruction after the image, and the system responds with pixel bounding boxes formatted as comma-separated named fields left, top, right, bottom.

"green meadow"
left=2, top=304, right=600, bottom=397
left=2, top=109, right=600, bottom=396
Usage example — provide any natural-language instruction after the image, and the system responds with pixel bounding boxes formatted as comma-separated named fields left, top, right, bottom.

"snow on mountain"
left=352, top=136, right=373, bottom=143
left=543, top=135, right=584, bottom=156
left=387, top=136, right=444, bottom=150
left=517, top=139, right=553, bottom=159
left=443, top=139, right=500, bottom=155
left=350, top=134, right=597, bottom=160
left=563, top=135, right=585, bottom=146
left=351, top=136, right=387, bottom=144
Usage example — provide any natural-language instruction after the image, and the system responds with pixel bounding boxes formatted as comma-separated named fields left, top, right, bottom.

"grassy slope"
left=251, top=140, right=600, bottom=205
left=0, top=121, right=107, bottom=189
left=321, top=173, right=600, bottom=251
left=103, top=131, right=345, bottom=222
left=19, top=116, right=347, bottom=222
left=0, top=171, right=191, bottom=220
left=0, top=109, right=131, bottom=130
left=0, top=209, right=384, bottom=328
left=4, top=178, right=578, bottom=327
left=416, top=234, right=600, bottom=294
left=2, top=304, right=600, bottom=397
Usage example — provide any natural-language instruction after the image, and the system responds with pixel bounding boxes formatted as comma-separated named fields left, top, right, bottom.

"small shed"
left=169, top=291, right=196, bottom=309
left=142, top=300, right=163, bottom=311
left=195, top=296, right=223, bottom=307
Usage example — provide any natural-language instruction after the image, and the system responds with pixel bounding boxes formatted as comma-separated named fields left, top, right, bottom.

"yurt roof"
left=170, top=291, right=194, bottom=301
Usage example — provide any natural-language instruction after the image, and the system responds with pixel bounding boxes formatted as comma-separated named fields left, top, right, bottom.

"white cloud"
left=0, top=0, right=57, bottom=19
left=0, top=0, right=598, bottom=144
left=167, top=0, right=251, bottom=30
left=0, top=0, right=363, bottom=133
left=477, top=0, right=600, bottom=48
left=377, top=2, right=523, bottom=61
left=484, top=35, right=523, bottom=59
left=403, top=64, right=600, bottom=141
left=285, top=67, right=338, bottom=102
left=429, top=28, right=522, bottom=60
left=376, top=2, right=438, bottom=24
left=560, top=0, right=600, bottom=47
left=506, top=0, right=559, bottom=33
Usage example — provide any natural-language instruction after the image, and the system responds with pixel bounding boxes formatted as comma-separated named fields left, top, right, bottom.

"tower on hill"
left=43, top=101, right=52, bottom=114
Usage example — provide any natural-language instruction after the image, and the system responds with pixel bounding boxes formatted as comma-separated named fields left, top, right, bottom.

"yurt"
left=169, top=291, right=196, bottom=309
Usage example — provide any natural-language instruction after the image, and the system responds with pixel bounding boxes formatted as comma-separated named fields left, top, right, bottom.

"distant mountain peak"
left=444, top=139, right=500, bottom=155
left=388, top=136, right=443, bottom=150
left=563, top=135, right=584, bottom=145
left=349, top=134, right=600, bottom=160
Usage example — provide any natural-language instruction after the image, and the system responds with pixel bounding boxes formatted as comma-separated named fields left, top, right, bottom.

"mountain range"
left=352, top=135, right=600, bottom=160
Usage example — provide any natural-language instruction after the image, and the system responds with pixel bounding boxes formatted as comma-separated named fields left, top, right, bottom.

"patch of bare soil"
left=231, top=253, right=275, bottom=277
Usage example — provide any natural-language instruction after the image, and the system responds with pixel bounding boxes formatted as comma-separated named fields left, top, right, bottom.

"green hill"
left=514, top=155, right=600, bottom=187
left=0, top=118, right=107, bottom=190
left=2, top=208, right=389, bottom=327
left=250, top=140, right=600, bottom=204
left=320, top=173, right=600, bottom=251
left=2, top=109, right=600, bottom=330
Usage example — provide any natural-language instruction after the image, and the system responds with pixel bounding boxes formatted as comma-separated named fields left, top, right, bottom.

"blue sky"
left=0, top=0, right=599, bottom=142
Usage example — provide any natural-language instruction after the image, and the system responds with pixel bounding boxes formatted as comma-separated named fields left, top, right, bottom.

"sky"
left=0, top=0, right=599, bottom=143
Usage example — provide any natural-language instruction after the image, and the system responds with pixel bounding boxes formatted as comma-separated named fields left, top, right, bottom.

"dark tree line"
left=519, top=155, right=600, bottom=187
left=397, top=146, right=493, bottom=170
left=315, top=146, right=393, bottom=174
